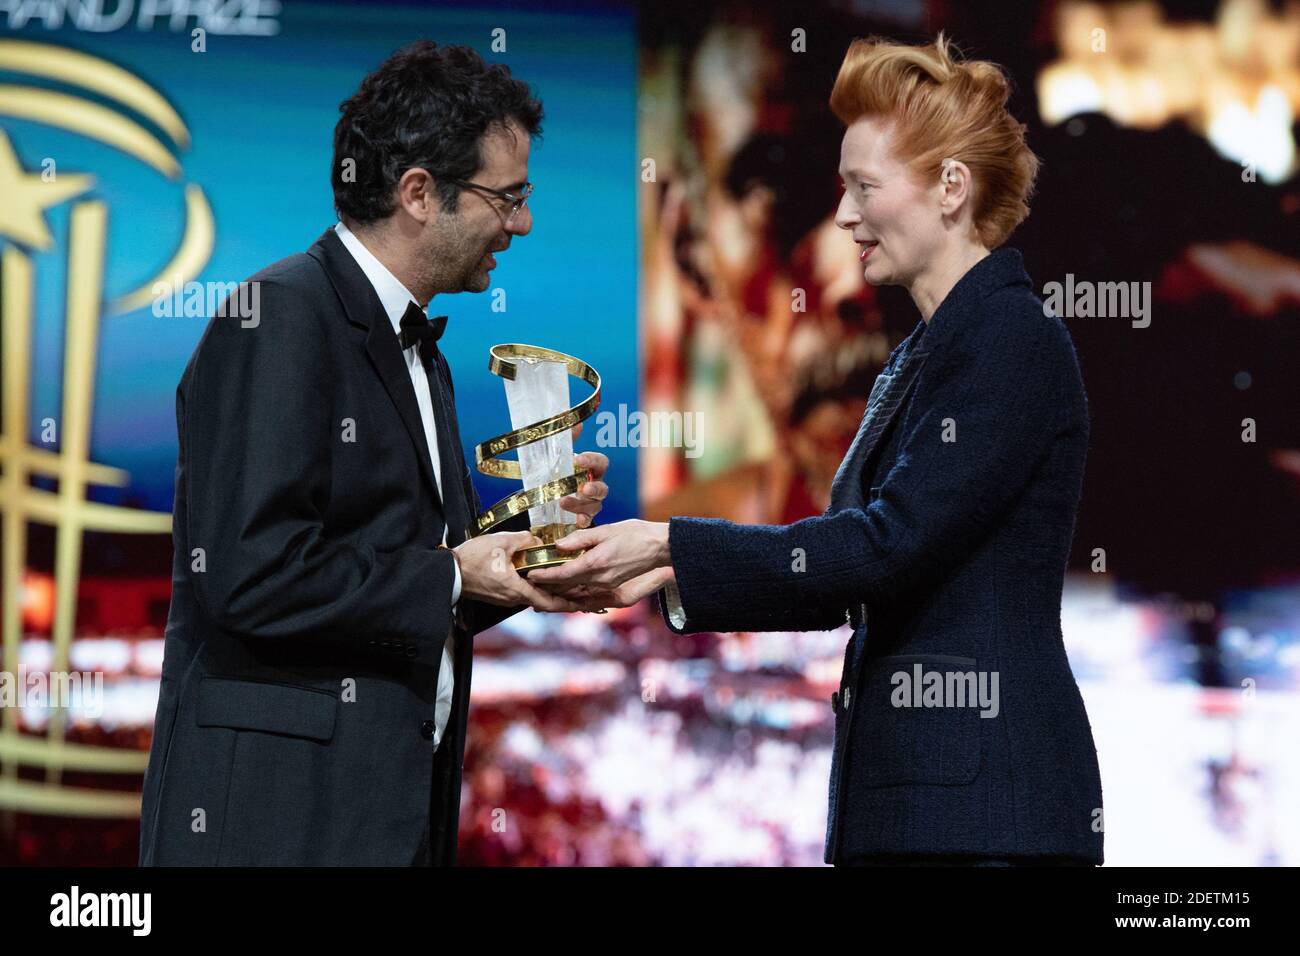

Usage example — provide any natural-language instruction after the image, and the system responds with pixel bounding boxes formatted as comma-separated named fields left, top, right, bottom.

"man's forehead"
left=480, top=121, right=530, bottom=186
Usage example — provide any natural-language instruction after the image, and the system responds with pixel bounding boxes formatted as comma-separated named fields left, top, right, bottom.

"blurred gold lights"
left=0, top=40, right=202, bottom=819
left=1038, top=0, right=1300, bottom=182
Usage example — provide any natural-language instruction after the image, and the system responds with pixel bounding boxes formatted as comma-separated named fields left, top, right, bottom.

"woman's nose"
left=834, top=190, right=859, bottom=230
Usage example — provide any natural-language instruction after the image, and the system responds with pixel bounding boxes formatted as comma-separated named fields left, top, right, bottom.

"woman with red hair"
left=534, top=34, right=1103, bottom=867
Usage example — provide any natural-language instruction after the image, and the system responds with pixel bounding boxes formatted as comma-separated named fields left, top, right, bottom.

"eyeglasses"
left=446, top=178, right=533, bottom=225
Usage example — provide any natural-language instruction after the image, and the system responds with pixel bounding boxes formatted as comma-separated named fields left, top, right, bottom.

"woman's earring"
left=941, top=158, right=959, bottom=184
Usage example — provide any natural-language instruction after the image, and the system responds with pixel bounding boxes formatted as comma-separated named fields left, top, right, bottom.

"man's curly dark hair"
left=331, top=41, right=544, bottom=224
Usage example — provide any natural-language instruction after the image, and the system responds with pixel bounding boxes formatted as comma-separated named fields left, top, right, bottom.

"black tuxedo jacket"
left=139, top=226, right=523, bottom=865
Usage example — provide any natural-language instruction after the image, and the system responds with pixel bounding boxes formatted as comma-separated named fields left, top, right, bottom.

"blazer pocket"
left=855, top=654, right=986, bottom=788
left=196, top=677, right=338, bottom=742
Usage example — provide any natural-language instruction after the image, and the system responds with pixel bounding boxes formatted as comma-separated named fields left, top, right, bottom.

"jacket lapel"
left=830, top=327, right=929, bottom=512
left=306, top=227, right=442, bottom=512
left=425, top=349, right=474, bottom=546
left=826, top=249, right=1034, bottom=515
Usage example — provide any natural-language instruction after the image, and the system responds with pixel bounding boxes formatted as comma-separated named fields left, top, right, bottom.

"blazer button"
left=420, top=720, right=435, bottom=740
left=405, top=645, right=418, bottom=659
left=831, top=691, right=840, bottom=713
left=842, top=687, right=852, bottom=710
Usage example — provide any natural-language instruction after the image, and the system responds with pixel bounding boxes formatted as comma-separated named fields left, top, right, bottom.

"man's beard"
left=441, top=230, right=496, bottom=294
left=423, top=211, right=498, bottom=295
left=456, top=248, right=493, bottom=292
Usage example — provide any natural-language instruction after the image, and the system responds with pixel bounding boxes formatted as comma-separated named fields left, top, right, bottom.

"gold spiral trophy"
left=472, top=345, right=601, bottom=573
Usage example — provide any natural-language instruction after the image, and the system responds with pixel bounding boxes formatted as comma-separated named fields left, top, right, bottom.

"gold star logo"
left=0, top=128, right=94, bottom=251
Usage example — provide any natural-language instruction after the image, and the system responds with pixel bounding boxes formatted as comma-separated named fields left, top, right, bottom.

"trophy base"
left=513, top=544, right=586, bottom=574
left=513, top=523, right=584, bottom=575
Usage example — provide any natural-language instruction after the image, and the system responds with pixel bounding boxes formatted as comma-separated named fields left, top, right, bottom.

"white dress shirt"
left=663, top=580, right=687, bottom=630
left=335, top=220, right=460, bottom=751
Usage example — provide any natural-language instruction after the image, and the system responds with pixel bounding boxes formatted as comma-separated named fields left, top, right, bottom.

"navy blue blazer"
left=660, top=248, right=1104, bottom=865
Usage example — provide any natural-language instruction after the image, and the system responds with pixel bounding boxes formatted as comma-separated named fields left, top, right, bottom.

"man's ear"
left=395, top=167, right=438, bottom=224
left=938, top=157, right=974, bottom=218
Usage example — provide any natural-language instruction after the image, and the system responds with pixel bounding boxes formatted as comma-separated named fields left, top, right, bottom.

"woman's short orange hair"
left=829, top=33, right=1039, bottom=248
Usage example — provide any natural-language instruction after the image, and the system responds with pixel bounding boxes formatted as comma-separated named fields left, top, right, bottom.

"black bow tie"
left=397, top=302, right=447, bottom=362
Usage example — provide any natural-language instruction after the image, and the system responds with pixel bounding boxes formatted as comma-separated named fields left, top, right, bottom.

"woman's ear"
left=938, top=157, right=974, bottom=217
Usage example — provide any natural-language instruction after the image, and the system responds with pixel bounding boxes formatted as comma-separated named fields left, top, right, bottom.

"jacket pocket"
left=196, top=677, right=338, bottom=742
left=854, top=653, right=987, bottom=788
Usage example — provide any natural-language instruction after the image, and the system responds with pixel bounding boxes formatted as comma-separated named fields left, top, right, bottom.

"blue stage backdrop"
left=5, top=0, right=638, bottom=521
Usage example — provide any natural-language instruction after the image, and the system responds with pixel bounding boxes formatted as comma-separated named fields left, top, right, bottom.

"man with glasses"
left=140, top=40, right=609, bottom=867
left=447, top=179, right=533, bottom=227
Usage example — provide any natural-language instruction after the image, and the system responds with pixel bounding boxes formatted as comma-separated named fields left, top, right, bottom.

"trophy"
left=471, top=344, right=602, bottom=572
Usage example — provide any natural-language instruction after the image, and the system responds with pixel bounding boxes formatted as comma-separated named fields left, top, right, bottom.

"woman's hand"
left=553, top=566, right=677, bottom=612
left=526, top=519, right=671, bottom=591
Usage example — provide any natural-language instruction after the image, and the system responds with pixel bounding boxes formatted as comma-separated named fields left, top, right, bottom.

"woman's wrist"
left=653, top=520, right=672, bottom=568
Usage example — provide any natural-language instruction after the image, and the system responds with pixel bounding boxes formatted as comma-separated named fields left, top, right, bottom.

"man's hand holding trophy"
left=454, top=344, right=611, bottom=613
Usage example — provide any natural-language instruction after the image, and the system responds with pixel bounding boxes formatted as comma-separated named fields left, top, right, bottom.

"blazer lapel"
left=425, top=348, right=474, bottom=546
left=306, top=227, right=442, bottom=512
left=828, top=249, right=1034, bottom=513
left=830, top=329, right=930, bottom=512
